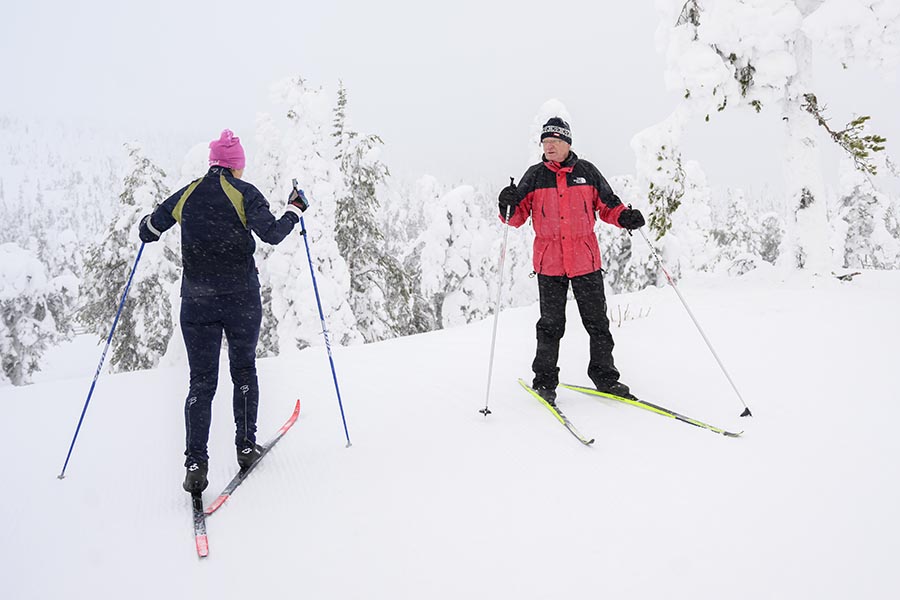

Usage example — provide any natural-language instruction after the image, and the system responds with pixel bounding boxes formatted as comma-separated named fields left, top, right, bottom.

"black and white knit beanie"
left=540, top=117, right=572, bottom=145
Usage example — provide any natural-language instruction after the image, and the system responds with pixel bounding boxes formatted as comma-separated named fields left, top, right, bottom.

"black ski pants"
left=180, top=288, right=262, bottom=466
left=532, top=269, right=620, bottom=390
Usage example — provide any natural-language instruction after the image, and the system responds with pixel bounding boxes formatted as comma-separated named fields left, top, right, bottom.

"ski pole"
left=58, top=242, right=146, bottom=479
left=292, top=179, right=352, bottom=447
left=480, top=178, right=515, bottom=417
left=637, top=227, right=752, bottom=417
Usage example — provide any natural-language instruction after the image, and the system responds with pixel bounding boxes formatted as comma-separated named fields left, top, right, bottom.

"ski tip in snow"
left=204, top=495, right=228, bottom=516
left=195, top=535, right=209, bottom=558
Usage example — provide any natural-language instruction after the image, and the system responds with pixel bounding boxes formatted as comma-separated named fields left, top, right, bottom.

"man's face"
left=541, top=137, right=570, bottom=162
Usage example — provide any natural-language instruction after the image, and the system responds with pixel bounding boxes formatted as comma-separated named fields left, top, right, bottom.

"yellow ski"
left=560, top=383, right=742, bottom=438
left=518, top=379, right=594, bottom=446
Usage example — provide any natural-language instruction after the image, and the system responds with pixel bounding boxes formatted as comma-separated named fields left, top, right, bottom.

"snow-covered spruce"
left=0, top=243, right=75, bottom=385
left=78, top=143, right=179, bottom=373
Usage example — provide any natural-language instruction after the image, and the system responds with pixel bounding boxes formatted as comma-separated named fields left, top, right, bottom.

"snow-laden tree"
left=253, top=76, right=361, bottom=351
left=836, top=159, right=900, bottom=268
left=670, top=161, right=718, bottom=269
left=622, top=114, right=719, bottom=288
left=78, top=144, right=180, bottom=372
left=390, top=172, right=535, bottom=332
left=332, top=83, right=417, bottom=342
left=708, top=188, right=761, bottom=274
left=379, top=175, right=442, bottom=334
left=420, top=184, right=497, bottom=328
left=5, top=184, right=86, bottom=283
left=599, top=175, right=658, bottom=293
left=333, top=81, right=391, bottom=342
left=632, top=108, right=692, bottom=248
left=373, top=179, right=436, bottom=337
left=756, top=211, right=786, bottom=266
left=702, top=187, right=789, bottom=275
left=0, top=243, right=76, bottom=385
left=652, top=0, right=899, bottom=272
left=0, top=117, right=124, bottom=279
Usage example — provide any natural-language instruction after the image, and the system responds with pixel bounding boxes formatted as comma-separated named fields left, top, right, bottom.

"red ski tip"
left=195, top=535, right=209, bottom=558
left=204, top=495, right=228, bottom=516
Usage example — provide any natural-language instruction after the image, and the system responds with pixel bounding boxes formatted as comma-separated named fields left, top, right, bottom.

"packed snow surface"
left=4, top=268, right=898, bottom=599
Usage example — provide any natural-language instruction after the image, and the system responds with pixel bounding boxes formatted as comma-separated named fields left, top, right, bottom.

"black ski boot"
left=237, top=443, right=264, bottom=471
left=183, top=461, right=209, bottom=493
left=534, top=387, right=558, bottom=408
left=595, top=379, right=634, bottom=399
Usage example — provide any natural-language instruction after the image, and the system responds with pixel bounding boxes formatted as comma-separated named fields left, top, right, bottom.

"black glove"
left=498, top=177, right=519, bottom=221
left=618, top=208, right=645, bottom=230
left=288, top=187, right=309, bottom=212
left=138, top=214, right=161, bottom=243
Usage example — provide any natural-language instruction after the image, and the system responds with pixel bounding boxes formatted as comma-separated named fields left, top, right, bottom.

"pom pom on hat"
left=208, top=129, right=246, bottom=170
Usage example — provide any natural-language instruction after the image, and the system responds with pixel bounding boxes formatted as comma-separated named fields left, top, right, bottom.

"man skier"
left=498, top=117, right=645, bottom=405
left=138, top=129, right=309, bottom=493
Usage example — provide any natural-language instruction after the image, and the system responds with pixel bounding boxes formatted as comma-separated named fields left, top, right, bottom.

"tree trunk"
left=783, top=0, right=830, bottom=272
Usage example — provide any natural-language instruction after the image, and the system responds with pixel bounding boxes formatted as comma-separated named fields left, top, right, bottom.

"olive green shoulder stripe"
left=171, top=178, right=203, bottom=223
left=219, top=175, right=247, bottom=229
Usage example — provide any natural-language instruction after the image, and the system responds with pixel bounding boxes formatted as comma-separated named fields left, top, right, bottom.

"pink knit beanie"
left=208, top=129, right=246, bottom=170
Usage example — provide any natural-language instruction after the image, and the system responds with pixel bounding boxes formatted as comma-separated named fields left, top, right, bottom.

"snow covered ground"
left=3, top=268, right=899, bottom=599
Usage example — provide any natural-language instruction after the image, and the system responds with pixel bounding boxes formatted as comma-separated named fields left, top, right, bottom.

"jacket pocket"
left=581, top=238, right=599, bottom=272
left=534, top=237, right=551, bottom=274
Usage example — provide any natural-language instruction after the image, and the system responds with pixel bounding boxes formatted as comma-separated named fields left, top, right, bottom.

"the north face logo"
left=573, top=177, right=587, bottom=184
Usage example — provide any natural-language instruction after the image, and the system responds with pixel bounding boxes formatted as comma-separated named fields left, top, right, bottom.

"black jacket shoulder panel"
left=573, top=159, right=620, bottom=207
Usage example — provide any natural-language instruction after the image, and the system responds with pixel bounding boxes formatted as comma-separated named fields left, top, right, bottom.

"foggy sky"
left=3, top=0, right=898, bottom=195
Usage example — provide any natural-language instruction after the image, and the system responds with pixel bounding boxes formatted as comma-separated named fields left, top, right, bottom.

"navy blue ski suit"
left=139, top=166, right=299, bottom=465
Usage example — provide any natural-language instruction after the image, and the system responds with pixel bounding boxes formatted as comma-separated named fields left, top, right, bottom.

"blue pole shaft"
left=58, top=243, right=146, bottom=479
left=300, top=216, right=352, bottom=447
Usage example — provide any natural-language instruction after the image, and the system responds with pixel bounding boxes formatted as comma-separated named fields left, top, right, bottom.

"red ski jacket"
left=503, top=152, right=626, bottom=277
